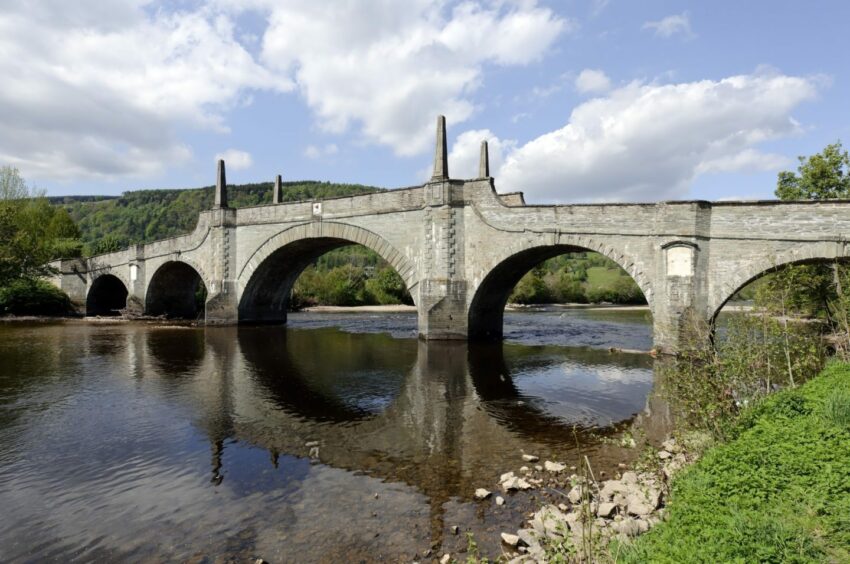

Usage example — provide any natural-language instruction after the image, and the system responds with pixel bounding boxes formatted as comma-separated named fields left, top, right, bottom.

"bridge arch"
left=86, top=272, right=129, bottom=316
left=709, top=244, right=850, bottom=321
left=145, top=260, right=208, bottom=319
left=237, top=222, right=418, bottom=323
left=468, top=236, right=653, bottom=341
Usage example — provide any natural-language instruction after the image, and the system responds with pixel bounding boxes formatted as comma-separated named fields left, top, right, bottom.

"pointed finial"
left=431, top=115, right=449, bottom=181
left=273, top=174, right=283, bottom=204
left=479, top=140, right=490, bottom=178
left=214, top=159, right=228, bottom=208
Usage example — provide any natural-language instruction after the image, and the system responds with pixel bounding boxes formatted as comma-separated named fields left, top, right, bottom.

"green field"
left=585, top=265, right=625, bottom=289
left=622, top=362, right=850, bottom=563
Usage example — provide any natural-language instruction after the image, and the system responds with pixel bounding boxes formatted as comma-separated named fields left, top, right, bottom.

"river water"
left=0, top=308, right=670, bottom=562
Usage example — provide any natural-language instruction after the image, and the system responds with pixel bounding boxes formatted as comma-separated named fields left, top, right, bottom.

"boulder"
left=501, top=533, right=520, bottom=547
left=522, top=454, right=539, bottom=462
left=620, top=471, right=639, bottom=485
left=567, top=485, right=584, bottom=504
left=474, top=488, right=491, bottom=500
left=625, top=491, right=657, bottom=517
left=597, top=502, right=618, bottom=518
left=544, top=460, right=566, bottom=473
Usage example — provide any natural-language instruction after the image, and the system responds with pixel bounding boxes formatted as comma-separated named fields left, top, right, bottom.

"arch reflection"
left=237, top=326, right=416, bottom=422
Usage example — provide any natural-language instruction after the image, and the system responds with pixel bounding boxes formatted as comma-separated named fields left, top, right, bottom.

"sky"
left=1, top=0, right=848, bottom=203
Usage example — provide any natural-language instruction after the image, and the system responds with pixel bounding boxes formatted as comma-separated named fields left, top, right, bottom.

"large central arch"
left=237, top=222, right=418, bottom=323
left=468, top=239, right=653, bottom=341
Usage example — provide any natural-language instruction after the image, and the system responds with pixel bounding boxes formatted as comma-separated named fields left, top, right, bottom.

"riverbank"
left=482, top=362, right=850, bottom=563
left=621, top=361, right=850, bottom=563
left=300, top=303, right=653, bottom=314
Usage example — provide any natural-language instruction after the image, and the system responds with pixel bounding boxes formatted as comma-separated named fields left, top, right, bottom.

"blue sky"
left=2, top=1, right=848, bottom=203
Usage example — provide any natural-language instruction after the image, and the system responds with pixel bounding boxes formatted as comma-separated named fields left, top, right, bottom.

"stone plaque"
left=312, top=202, right=322, bottom=215
left=666, top=245, right=694, bottom=277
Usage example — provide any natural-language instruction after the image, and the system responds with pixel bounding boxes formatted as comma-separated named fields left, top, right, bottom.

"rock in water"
left=544, top=460, right=566, bottom=473
left=496, top=496, right=505, bottom=506
left=522, top=453, right=539, bottom=462
left=501, top=532, right=520, bottom=546
left=474, top=488, right=491, bottom=500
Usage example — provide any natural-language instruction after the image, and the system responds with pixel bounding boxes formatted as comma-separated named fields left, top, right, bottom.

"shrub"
left=510, top=270, right=551, bottom=304
left=364, top=267, right=412, bottom=305
left=0, top=278, right=74, bottom=316
left=822, top=388, right=850, bottom=429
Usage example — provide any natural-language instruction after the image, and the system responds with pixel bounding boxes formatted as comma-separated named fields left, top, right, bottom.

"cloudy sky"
left=2, top=0, right=847, bottom=202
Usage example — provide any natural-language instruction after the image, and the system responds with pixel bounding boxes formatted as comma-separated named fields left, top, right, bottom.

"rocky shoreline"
left=470, top=437, right=699, bottom=563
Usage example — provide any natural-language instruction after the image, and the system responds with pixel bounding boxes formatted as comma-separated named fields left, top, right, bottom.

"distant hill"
left=54, top=181, right=383, bottom=248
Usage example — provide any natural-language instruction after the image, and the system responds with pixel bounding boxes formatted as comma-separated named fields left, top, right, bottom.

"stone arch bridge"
left=49, top=117, right=850, bottom=353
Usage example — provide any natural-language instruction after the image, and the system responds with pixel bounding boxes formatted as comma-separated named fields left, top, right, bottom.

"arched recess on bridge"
left=86, top=273, right=129, bottom=316
left=237, top=222, right=418, bottom=323
left=709, top=246, right=850, bottom=323
left=467, top=238, right=653, bottom=341
left=145, top=260, right=208, bottom=319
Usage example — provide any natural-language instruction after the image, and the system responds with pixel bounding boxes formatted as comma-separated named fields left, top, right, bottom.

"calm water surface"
left=0, top=309, right=669, bottom=562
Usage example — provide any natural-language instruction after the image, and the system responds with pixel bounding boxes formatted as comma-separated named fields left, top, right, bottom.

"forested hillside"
left=51, top=180, right=382, bottom=253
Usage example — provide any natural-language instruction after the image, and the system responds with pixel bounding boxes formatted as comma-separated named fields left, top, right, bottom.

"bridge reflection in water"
left=140, top=324, right=670, bottom=548
left=0, top=319, right=672, bottom=561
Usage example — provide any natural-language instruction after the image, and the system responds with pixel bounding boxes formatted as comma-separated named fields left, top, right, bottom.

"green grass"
left=585, top=266, right=622, bottom=289
left=621, top=361, right=850, bottom=563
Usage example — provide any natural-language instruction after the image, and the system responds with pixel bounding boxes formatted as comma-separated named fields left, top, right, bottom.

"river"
left=0, top=308, right=671, bottom=562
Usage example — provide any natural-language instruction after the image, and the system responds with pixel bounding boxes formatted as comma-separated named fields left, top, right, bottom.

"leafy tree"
left=87, top=235, right=124, bottom=256
left=0, top=166, right=82, bottom=314
left=510, top=266, right=552, bottom=304
left=775, top=141, right=850, bottom=200
left=0, top=165, right=29, bottom=200
left=365, top=266, right=412, bottom=305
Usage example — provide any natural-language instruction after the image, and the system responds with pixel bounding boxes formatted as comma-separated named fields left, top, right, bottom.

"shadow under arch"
left=238, top=233, right=415, bottom=323
left=145, top=261, right=207, bottom=319
left=86, top=273, right=128, bottom=316
left=467, top=342, right=651, bottom=445
left=468, top=244, right=651, bottom=341
left=236, top=326, right=417, bottom=423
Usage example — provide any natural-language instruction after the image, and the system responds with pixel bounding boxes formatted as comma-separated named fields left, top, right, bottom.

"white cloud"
left=448, top=129, right=516, bottom=179
left=1, top=1, right=569, bottom=182
left=256, top=0, right=570, bottom=156
left=643, top=13, right=694, bottom=39
left=215, top=149, right=253, bottom=170
left=493, top=73, right=817, bottom=203
left=575, top=69, right=611, bottom=94
left=696, top=149, right=791, bottom=175
left=0, top=0, right=291, bottom=181
left=304, top=143, right=339, bottom=159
